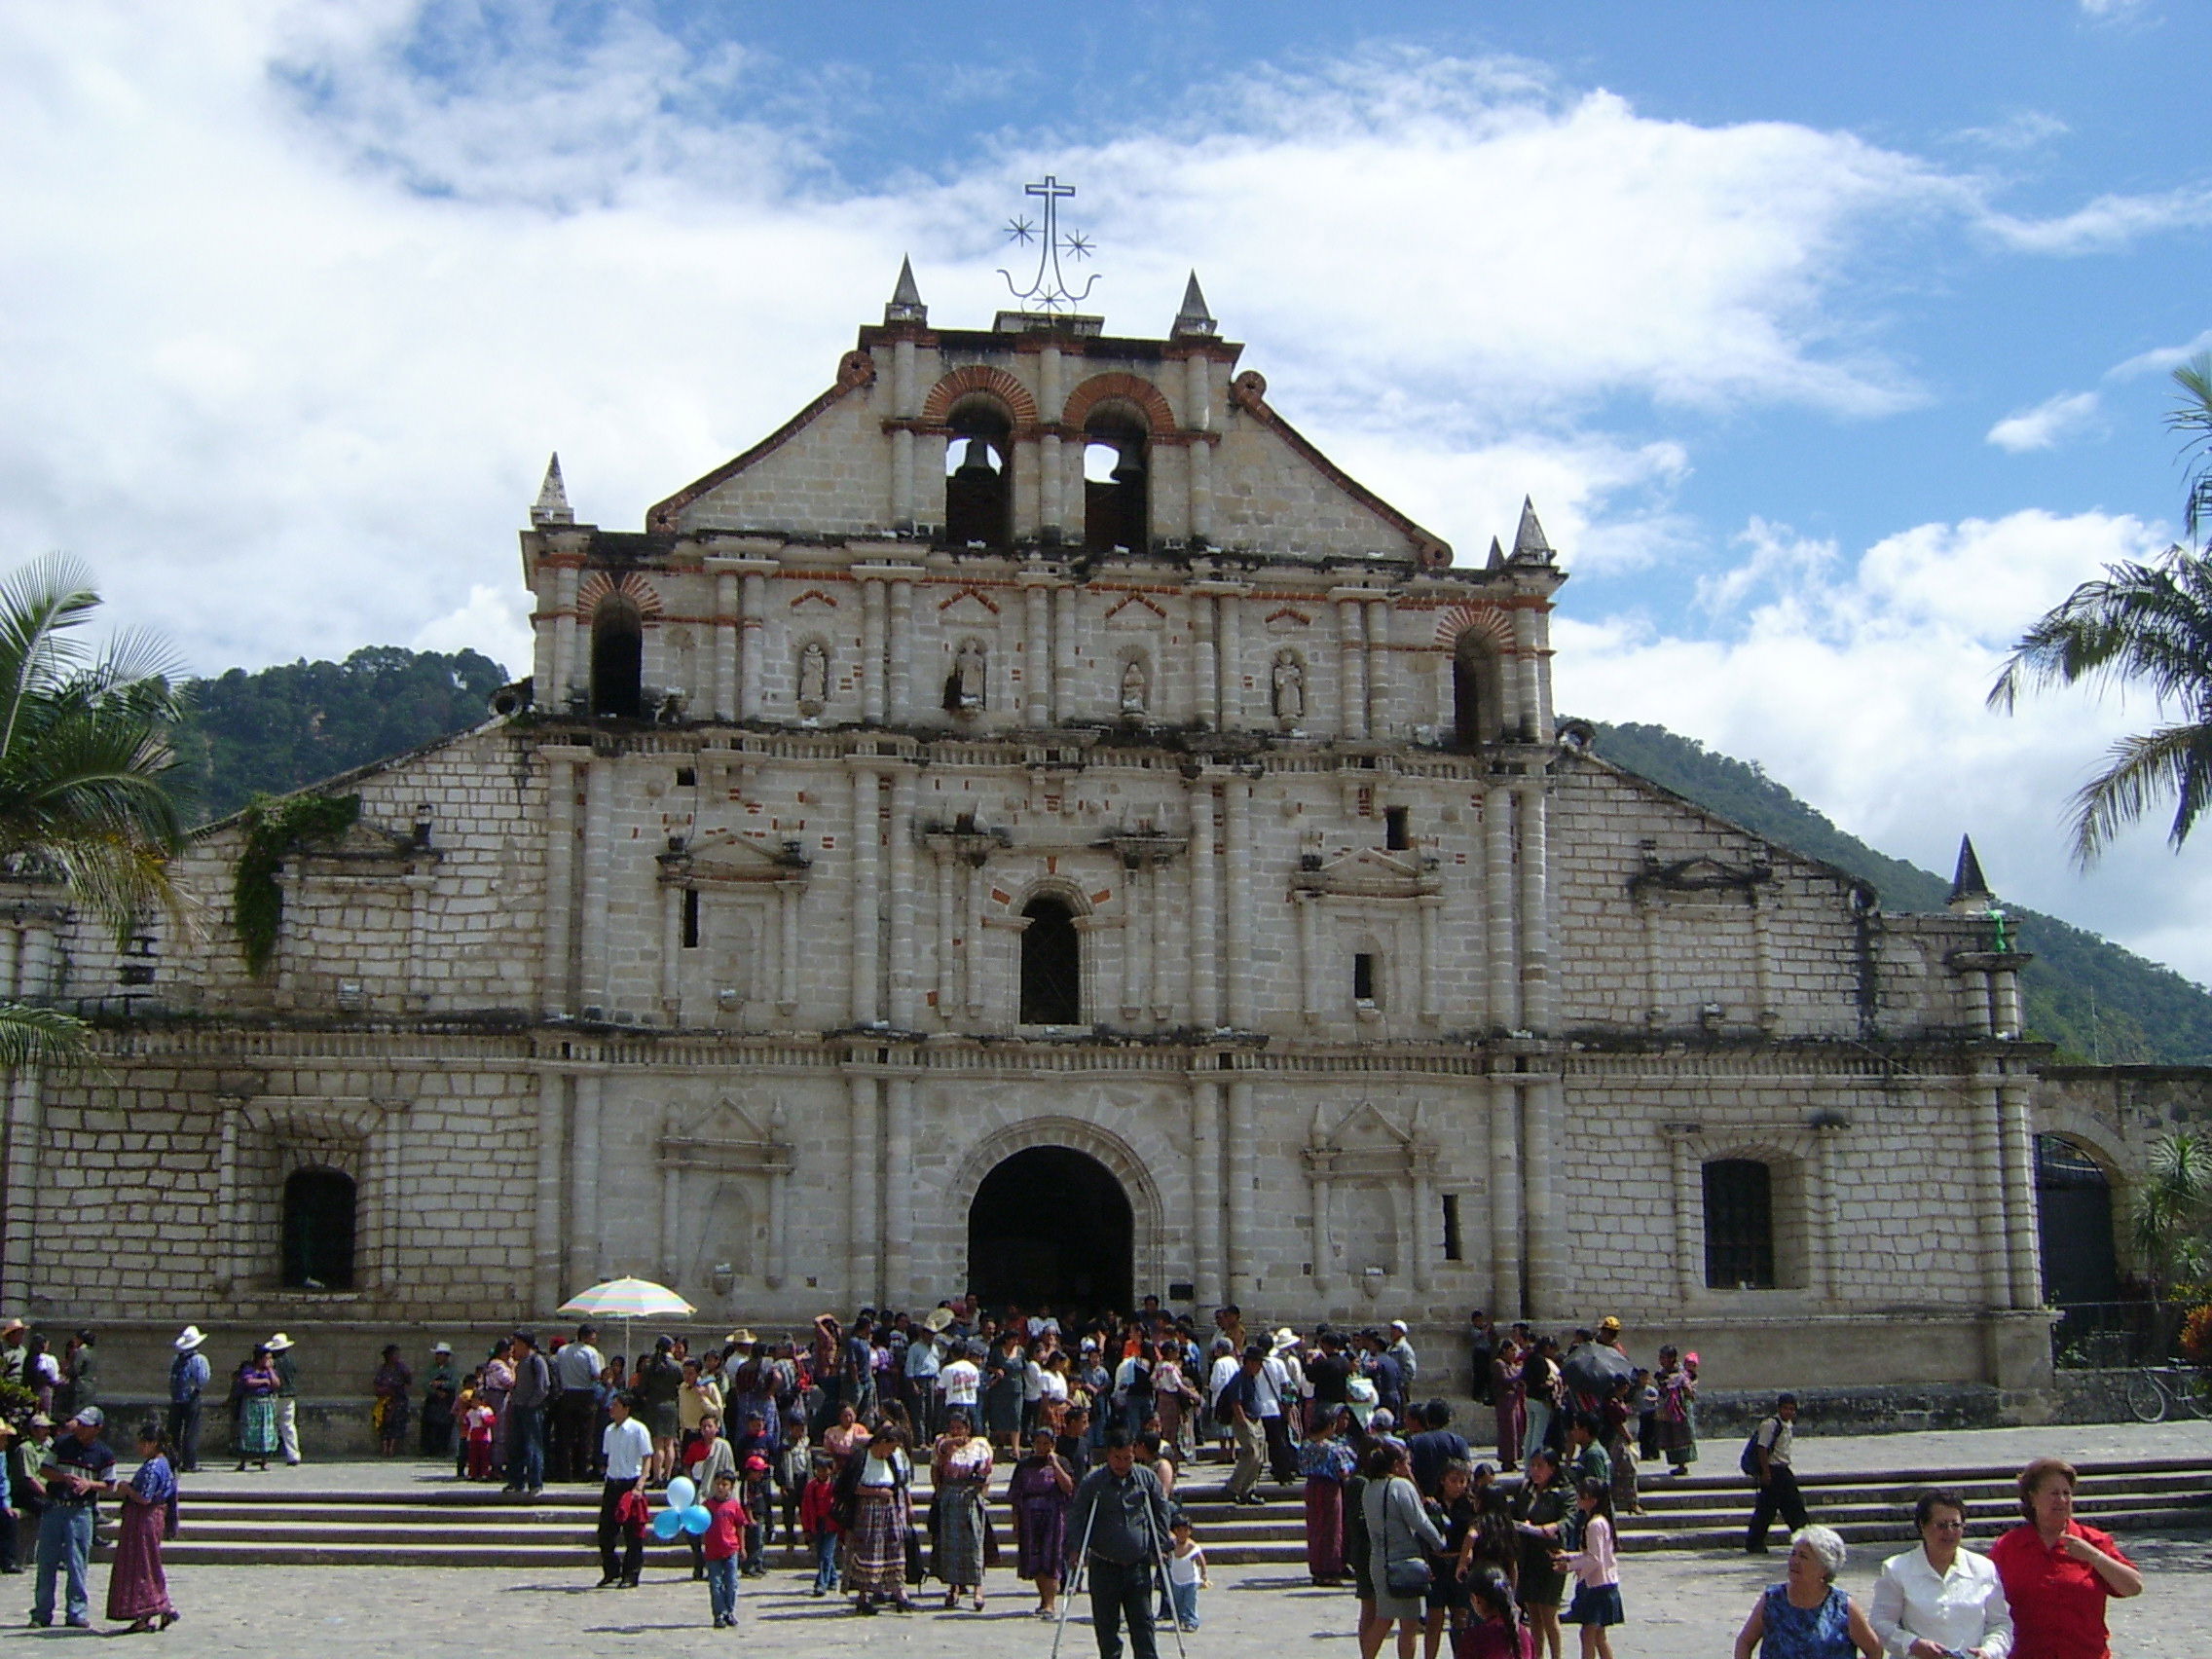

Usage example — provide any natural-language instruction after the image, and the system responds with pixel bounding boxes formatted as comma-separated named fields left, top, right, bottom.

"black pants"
left=166, top=1399, right=202, bottom=1473
left=553, top=1393, right=598, bottom=1482
left=1087, top=1555, right=1160, bottom=1659
left=1263, top=1414, right=1297, bottom=1483
left=1747, top=1464, right=1808, bottom=1551
left=599, top=1477, right=644, bottom=1582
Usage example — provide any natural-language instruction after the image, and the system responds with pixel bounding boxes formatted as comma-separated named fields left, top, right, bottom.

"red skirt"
left=1304, top=1478, right=1346, bottom=1580
left=106, top=1499, right=174, bottom=1623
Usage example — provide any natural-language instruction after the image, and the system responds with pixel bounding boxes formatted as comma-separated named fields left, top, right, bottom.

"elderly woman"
left=1988, top=1458, right=2141, bottom=1659
left=232, top=1346, right=280, bottom=1471
left=837, top=1423, right=916, bottom=1614
left=930, top=1410, right=995, bottom=1610
left=1734, top=1525, right=1881, bottom=1659
left=1361, top=1439, right=1448, bottom=1659
left=1871, top=1489, right=2013, bottom=1659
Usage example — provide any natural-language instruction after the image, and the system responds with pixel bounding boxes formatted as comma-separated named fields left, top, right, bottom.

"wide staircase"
left=133, top=1456, right=2212, bottom=1568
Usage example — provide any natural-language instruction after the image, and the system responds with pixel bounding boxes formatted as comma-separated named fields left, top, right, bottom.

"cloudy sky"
left=5, top=1, right=2212, bottom=979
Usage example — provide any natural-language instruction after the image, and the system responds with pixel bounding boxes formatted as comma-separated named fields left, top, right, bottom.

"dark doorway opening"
left=282, top=1167, right=357, bottom=1290
left=967, top=1146, right=1133, bottom=1316
left=1019, top=898, right=1081, bottom=1024
left=591, top=599, right=644, bottom=719
left=2036, top=1134, right=2119, bottom=1305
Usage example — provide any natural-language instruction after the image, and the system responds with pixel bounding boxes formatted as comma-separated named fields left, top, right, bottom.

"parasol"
left=557, top=1275, right=698, bottom=1362
left=1560, top=1342, right=1634, bottom=1404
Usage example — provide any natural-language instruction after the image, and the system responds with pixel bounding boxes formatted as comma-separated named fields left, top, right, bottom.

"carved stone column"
left=1972, top=1068, right=2011, bottom=1308
left=570, top=1072, right=603, bottom=1288
left=1517, top=780, right=1552, bottom=1033
left=1224, top=778, right=1254, bottom=1028
left=1483, top=785, right=1518, bottom=1031
left=1225, top=1075, right=1254, bottom=1295
left=887, top=769, right=918, bottom=1027
left=1488, top=1075, right=1523, bottom=1318
left=540, top=745, right=587, bottom=1016
left=2000, top=1077, right=2041, bottom=1309
left=1521, top=1075, right=1562, bottom=1318
left=1663, top=1123, right=1700, bottom=1308
left=1334, top=592, right=1368, bottom=739
left=578, top=755, right=612, bottom=1015
left=884, top=1074, right=914, bottom=1305
left=1189, top=785, right=1220, bottom=1027
left=1365, top=597, right=1391, bottom=737
left=739, top=571, right=766, bottom=720
left=533, top=1069, right=566, bottom=1312
left=861, top=577, right=887, bottom=723
left=848, top=1071, right=880, bottom=1306
left=849, top=764, right=881, bottom=1026
left=1190, top=1075, right=1222, bottom=1306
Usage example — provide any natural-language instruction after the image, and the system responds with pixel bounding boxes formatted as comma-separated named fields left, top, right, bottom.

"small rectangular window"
left=1384, top=806, right=1410, bottom=850
left=682, top=889, right=701, bottom=949
left=1352, top=952, right=1376, bottom=1002
left=676, top=767, right=696, bottom=788
left=1442, top=1194, right=1463, bottom=1261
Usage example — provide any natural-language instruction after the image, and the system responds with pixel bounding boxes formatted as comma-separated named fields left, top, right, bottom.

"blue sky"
left=3, top=1, right=2210, bottom=980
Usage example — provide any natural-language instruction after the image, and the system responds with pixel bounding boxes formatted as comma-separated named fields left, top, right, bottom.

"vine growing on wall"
left=233, top=793, right=359, bottom=977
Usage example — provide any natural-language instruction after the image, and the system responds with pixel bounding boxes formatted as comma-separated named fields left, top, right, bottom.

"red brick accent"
left=574, top=571, right=664, bottom=621
left=1061, top=371, right=1177, bottom=435
left=1435, top=604, right=1515, bottom=652
left=920, top=365, right=1040, bottom=428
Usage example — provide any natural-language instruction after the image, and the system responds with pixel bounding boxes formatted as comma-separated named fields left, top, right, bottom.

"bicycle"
left=2123, top=1363, right=2212, bottom=1422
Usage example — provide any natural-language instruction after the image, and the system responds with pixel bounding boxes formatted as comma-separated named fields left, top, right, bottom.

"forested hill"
left=1592, top=720, right=2212, bottom=1065
left=171, top=646, right=509, bottom=822
left=164, top=649, right=2211, bottom=1062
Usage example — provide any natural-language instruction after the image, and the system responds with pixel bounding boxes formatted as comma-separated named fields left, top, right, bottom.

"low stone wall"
left=1675, top=1384, right=2015, bottom=1440
left=2047, top=1368, right=2151, bottom=1424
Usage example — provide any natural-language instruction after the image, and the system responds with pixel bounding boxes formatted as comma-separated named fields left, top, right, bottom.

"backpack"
left=1739, top=1417, right=1776, bottom=1479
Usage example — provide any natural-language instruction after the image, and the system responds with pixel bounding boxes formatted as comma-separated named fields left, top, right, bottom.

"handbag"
left=1382, top=1487, right=1434, bottom=1598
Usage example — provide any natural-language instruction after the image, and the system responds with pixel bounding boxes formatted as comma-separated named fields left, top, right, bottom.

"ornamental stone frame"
left=217, top=1093, right=411, bottom=1301
left=939, top=1113, right=1169, bottom=1305
left=1303, top=1098, right=1442, bottom=1298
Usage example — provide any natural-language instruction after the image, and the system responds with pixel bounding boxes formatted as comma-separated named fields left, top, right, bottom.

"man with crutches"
left=1062, top=1428, right=1175, bottom=1659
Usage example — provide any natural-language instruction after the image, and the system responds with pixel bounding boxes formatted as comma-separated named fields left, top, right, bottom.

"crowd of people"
left=0, top=1306, right=2157, bottom=1653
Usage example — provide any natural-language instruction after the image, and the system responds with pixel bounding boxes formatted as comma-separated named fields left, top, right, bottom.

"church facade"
left=1, top=269, right=2056, bottom=1402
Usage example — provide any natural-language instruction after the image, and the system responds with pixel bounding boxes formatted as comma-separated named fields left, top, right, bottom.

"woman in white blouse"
left=1869, top=1490, right=2011, bottom=1659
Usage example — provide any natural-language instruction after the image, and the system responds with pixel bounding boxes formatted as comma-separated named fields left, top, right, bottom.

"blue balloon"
left=682, top=1504, right=713, bottom=1535
left=651, top=1508, right=685, bottom=1540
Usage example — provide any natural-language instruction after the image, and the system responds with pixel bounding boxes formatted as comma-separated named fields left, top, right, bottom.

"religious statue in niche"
left=1120, top=656, right=1148, bottom=716
left=1272, top=649, right=1306, bottom=724
left=796, top=641, right=829, bottom=714
left=946, top=639, right=987, bottom=713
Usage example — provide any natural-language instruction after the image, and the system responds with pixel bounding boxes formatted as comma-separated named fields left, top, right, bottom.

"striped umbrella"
left=556, top=1276, right=698, bottom=1362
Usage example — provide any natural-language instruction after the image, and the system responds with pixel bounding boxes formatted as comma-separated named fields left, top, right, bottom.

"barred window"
left=1703, top=1159, right=1775, bottom=1289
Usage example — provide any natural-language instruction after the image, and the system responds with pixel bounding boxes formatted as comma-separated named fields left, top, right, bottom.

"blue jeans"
left=813, top=1532, right=841, bottom=1592
left=706, top=1556, right=739, bottom=1622
left=506, top=1403, right=545, bottom=1489
left=33, top=1505, right=92, bottom=1625
left=1169, top=1578, right=1200, bottom=1629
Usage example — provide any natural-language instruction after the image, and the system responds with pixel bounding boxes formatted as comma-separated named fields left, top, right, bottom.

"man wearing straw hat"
left=166, top=1328, right=210, bottom=1474
left=267, top=1333, right=303, bottom=1466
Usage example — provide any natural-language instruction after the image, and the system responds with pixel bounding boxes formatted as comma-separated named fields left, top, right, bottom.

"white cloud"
left=1558, top=508, right=2212, bottom=985
left=411, top=583, right=533, bottom=670
left=1986, top=390, right=2102, bottom=452
left=1950, top=111, right=2069, bottom=152
left=2079, top=0, right=2151, bottom=19
left=1981, top=185, right=2212, bottom=254
left=2107, top=328, right=2212, bottom=380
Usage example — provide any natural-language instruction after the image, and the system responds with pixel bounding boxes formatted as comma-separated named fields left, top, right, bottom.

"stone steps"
left=127, top=1456, right=2212, bottom=1568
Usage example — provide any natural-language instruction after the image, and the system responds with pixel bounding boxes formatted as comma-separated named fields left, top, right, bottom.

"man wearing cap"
left=905, top=1310, right=945, bottom=1439
left=31, top=1409, right=114, bottom=1629
left=1386, top=1320, right=1419, bottom=1393
left=1217, top=1347, right=1268, bottom=1506
left=166, top=1328, right=210, bottom=1474
left=552, top=1324, right=605, bottom=1484
left=503, top=1330, right=550, bottom=1494
left=266, top=1333, right=303, bottom=1466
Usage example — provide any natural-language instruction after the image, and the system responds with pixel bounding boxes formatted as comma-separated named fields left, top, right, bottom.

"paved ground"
left=0, top=1419, right=2199, bottom=1654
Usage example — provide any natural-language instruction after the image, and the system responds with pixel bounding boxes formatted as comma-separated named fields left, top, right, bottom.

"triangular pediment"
left=1292, top=845, right=1438, bottom=899
left=661, top=830, right=810, bottom=886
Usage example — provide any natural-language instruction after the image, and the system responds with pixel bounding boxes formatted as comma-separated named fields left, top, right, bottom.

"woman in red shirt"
left=1988, top=1458, right=2143, bottom=1659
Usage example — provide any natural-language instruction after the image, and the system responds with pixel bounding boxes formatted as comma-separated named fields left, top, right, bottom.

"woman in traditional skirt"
left=841, top=1424, right=915, bottom=1614
left=478, top=1338, right=514, bottom=1473
left=1300, top=1405, right=1358, bottom=1585
left=371, top=1345, right=413, bottom=1459
left=1008, top=1425, right=1075, bottom=1616
left=930, top=1410, right=995, bottom=1610
left=1652, top=1347, right=1698, bottom=1478
left=233, top=1346, right=280, bottom=1471
left=107, top=1420, right=179, bottom=1634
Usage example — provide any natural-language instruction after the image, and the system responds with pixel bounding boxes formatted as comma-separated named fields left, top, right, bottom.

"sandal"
left=973, top=1594, right=985, bottom=1611
left=943, top=1591, right=959, bottom=1609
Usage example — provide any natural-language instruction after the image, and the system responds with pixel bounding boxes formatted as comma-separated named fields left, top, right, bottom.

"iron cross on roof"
left=1000, top=174, right=1099, bottom=313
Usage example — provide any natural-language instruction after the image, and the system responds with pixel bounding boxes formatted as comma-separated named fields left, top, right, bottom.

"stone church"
left=1, top=264, right=2061, bottom=1404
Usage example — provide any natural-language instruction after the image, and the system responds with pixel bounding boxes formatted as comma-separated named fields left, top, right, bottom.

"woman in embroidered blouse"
left=1301, top=1406, right=1359, bottom=1585
left=1008, top=1425, right=1075, bottom=1617
left=233, top=1345, right=280, bottom=1471
left=931, top=1411, right=995, bottom=1610
left=1654, top=1346, right=1698, bottom=1477
left=822, top=1402, right=866, bottom=1465
left=107, top=1421, right=178, bottom=1634
left=1734, top=1525, right=1881, bottom=1659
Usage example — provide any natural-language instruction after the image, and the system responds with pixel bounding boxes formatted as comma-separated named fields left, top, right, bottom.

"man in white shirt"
left=597, top=1394, right=652, bottom=1588
left=1203, top=1340, right=1239, bottom=1456
left=1259, top=1334, right=1299, bottom=1484
left=903, top=1328, right=942, bottom=1439
left=1386, top=1320, right=1419, bottom=1392
left=552, top=1323, right=606, bottom=1484
left=1869, top=1490, right=2013, bottom=1659
left=940, top=1346, right=982, bottom=1420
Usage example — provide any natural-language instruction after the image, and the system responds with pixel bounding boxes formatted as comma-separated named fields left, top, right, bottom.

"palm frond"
left=0, top=1003, right=94, bottom=1069
left=2171, top=352, right=2212, bottom=544
left=2065, top=720, right=2212, bottom=865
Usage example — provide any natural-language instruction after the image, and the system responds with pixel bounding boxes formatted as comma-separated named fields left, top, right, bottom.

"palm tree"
left=1989, top=352, right=2212, bottom=864
left=0, top=554, right=188, bottom=1065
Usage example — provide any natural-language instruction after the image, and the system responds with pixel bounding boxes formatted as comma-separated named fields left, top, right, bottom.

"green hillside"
left=172, top=646, right=510, bottom=822
left=1592, top=720, right=2212, bottom=1064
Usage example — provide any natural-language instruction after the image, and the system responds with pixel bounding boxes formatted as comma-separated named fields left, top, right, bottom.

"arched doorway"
left=967, top=1146, right=1133, bottom=1315
left=2036, top=1134, right=2119, bottom=1306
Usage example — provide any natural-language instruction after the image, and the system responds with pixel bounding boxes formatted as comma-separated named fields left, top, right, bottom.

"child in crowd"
left=1555, top=1478, right=1620, bottom=1659
left=798, top=1451, right=841, bottom=1598
left=461, top=1389, right=497, bottom=1481
left=702, top=1469, right=749, bottom=1628
left=1462, top=1570, right=1535, bottom=1659
left=1633, top=1370, right=1658, bottom=1464
left=1163, top=1514, right=1208, bottom=1633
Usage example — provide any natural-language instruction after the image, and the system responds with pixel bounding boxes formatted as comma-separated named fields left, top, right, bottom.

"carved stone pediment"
left=1302, top=1097, right=1438, bottom=1178
left=658, top=1096, right=794, bottom=1174
left=1629, top=855, right=1772, bottom=898
left=658, top=830, right=810, bottom=888
left=1291, top=846, right=1441, bottom=901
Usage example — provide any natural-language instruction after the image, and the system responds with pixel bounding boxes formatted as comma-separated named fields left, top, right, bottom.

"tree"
left=1989, top=352, right=2212, bottom=865
left=0, top=555, right=188, bottom=1065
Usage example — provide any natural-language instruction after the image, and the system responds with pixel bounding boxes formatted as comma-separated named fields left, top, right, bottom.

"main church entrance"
left=967, top=1146, right=1133, bottom=1315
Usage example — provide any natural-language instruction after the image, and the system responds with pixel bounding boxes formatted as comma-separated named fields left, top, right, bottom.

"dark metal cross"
left=1001, top=174, right=1099, bottom=313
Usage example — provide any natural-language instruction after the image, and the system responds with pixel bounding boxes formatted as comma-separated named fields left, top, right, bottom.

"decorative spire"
left=1948, top=833, right=1995, bottom=912
left=885, top=255, right=927, bottom=325
left=1171, top=271, right=1217, bottom=338
left=1486, top=535, right=1505, bottom=571
left=531, top=453, right=573, bottom=528
left=1510, top=497, right=1554, bottom=563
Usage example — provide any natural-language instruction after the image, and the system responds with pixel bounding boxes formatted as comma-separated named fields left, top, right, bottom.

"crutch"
left=1142, top=1495, right=1190, bottom=1659
left=1051, top=1490, right=1100, bottom=1659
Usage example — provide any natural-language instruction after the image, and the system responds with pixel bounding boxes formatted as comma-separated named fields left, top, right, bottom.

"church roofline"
left=855, top=321, right=1243, bottom=363
left=1226, top=373, right=1452, bottom=570
left=646, top=350, right=881, bottom=533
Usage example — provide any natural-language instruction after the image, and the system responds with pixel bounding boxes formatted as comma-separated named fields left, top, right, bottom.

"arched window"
left=1453, top=633, right=1505, bottom=751
left=1703, top=1159, right=1774, bottom=1289
left=590, top=597, right=644, bottom=719
left=1083, top=410, right=1148, bottom=553
left=282, top=1167, right=357, bottom=1290
left=944, top=400, right=1013, bottom=548
left=1019, top=897, right=1082, bottom=1024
